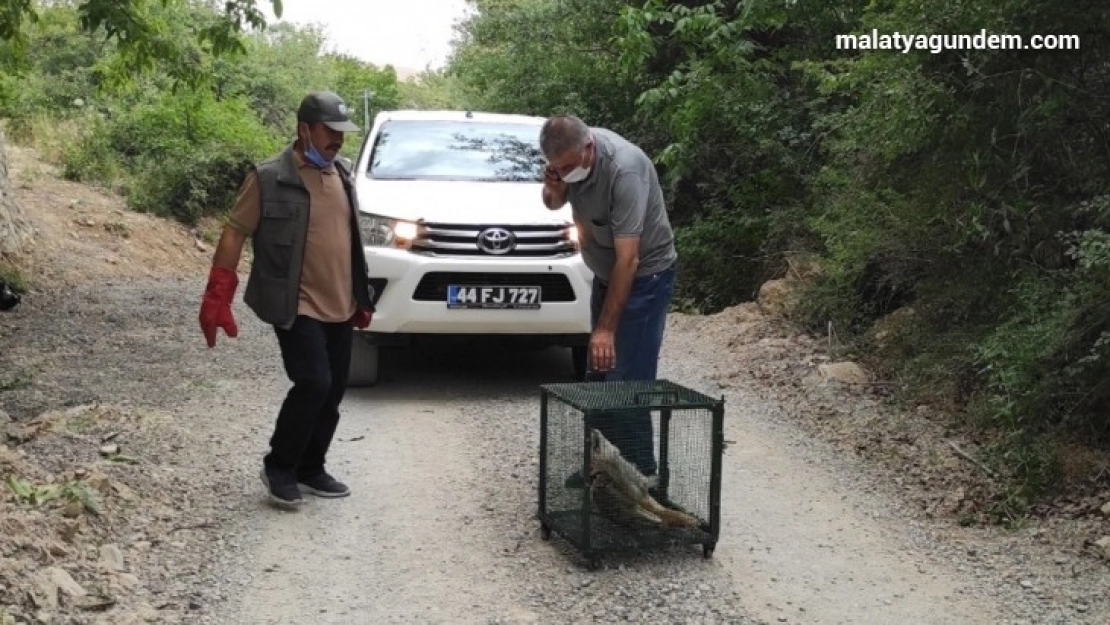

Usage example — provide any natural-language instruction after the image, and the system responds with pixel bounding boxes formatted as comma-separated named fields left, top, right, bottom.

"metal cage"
left=538, top=379, right=725, bottom=569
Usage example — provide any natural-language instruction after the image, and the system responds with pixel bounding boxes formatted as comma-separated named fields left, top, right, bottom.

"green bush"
left=126, top=147, right=259, bottom=225
left=59, top=92, right=281, bottom=223
left=108, top=92, right=279, bottom=164
left=59, top=113, right=126, bottom=188
left=672, top=207, right=772, bottom=313
left=1, top=2, right=408, bottom=229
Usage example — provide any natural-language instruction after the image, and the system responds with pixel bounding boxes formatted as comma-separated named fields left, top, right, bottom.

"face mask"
left=560, top=144, right=592, bottom=183
left=562, top=165, right=590, bottom=183
left=303, top=137, right=334, bottom=169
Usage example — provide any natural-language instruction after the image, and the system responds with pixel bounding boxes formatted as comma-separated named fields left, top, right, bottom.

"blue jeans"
left=588, top=264, right=675, bottom=475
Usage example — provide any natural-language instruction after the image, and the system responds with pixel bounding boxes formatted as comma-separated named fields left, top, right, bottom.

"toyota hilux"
left=348, top=110, right=593, bottom=385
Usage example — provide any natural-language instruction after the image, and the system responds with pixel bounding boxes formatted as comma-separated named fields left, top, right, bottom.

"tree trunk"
left=0, top=132, right=33, bottom=256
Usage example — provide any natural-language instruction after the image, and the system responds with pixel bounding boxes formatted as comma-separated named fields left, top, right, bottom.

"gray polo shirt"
left=566, top=128, right=676, bottom=283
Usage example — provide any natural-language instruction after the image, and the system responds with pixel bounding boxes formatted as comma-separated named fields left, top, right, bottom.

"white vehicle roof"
left=372, top=110, right=547, bottom=126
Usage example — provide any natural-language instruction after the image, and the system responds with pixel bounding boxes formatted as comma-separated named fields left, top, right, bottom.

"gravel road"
left=2, top=277, right=1107, bottom=625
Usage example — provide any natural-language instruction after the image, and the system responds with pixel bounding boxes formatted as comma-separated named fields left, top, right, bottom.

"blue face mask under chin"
left=303, top=140, right=334, bottom=169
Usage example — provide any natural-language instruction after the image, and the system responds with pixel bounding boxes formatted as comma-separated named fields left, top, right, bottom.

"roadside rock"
left=817, top=361, right=870, bottom=385
left=756, top=278, right=801, bottom=319
left=99, top=544, right=125, bottom=572
left=869, top=306, right=916, bottom=348
left=0, top=441, right=20, bottom=466
left=32, top=567, right=86, bottom=610
left=1095, top=537, right=1110, bottom=560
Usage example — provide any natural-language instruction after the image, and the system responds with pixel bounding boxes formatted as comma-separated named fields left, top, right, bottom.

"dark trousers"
left=264, top=315, right=353, bottom=479
left=588, top=265, right=676, bottom=476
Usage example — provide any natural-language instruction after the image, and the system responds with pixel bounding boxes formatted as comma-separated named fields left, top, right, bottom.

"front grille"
left=411, top=223, right=576, bottom=258
left=413, top=272, right=577, bottom=302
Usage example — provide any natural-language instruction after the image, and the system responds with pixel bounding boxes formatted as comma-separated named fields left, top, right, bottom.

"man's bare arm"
left=543, top=185, right=568, bottom=209
left=595, top=237, right=640, bottom=334
left=211, top=225, right=248, bottom=272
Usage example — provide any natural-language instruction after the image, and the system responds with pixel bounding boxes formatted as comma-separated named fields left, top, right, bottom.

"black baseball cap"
left=297, top=91, right=360, bottom=132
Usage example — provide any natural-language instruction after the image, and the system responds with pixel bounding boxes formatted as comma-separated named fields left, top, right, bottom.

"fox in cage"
left=588, top=428, right=701, bottom=530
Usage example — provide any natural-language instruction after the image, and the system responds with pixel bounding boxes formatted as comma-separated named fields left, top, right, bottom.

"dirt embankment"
left=0, top=143, right=255, bottom=624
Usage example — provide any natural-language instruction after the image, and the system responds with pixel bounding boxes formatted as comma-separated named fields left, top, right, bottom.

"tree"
left=1, top=0, right=279, bottom=60
left=0, top=131, right=31, bottom=255
left=0, top=0, right=282, bottom=253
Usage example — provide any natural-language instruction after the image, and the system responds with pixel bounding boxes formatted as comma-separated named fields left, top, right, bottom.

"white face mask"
left=562, top=164, right=590, bottom=183
left=558, top=142, right=592, bottom=183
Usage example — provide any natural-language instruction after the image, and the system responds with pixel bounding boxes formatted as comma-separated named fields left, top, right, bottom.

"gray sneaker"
left=260, top=467, right=303, bottom=509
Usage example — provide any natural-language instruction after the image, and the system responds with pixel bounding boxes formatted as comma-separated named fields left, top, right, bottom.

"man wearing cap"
left=198, top=91, right=375, bottom=509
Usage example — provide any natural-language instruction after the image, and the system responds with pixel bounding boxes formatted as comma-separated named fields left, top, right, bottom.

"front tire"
left=571, top=345, right=588, bottom=381
left=348, top=334, right=380, bottom=387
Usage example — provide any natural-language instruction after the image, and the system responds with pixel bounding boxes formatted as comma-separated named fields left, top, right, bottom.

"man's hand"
left=544, top=164, right=563, bottom=185
left=590, top=328, right=616, bottom=372
left=199, top=266, right=239, bottom=348
left=352, top=308, right=372, bottom=329
left=542, top=165, right=568, bottom=209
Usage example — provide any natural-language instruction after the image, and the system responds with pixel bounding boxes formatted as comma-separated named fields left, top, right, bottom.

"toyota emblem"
left=477, top=227, right=516, bottom=255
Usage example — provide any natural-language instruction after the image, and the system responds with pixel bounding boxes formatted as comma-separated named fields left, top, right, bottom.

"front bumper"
left=360, top=248, right=594, bottom=336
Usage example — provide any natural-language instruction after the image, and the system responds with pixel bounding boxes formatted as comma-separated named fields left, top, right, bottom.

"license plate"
left=447, top=285, right=541, bottom=309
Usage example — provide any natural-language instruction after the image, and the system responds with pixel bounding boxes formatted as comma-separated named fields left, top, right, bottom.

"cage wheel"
left=703, top=543, right=715, bottom=559
left=540, top=523, right=551, bottom=540
left=586, top=556, right=602, bottom=571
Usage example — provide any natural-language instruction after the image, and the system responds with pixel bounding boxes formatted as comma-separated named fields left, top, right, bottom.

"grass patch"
left=0, top=262, right=27, bottom=293
left=0, top=369, right=34, bottom=392
left=5, top=111, right=98, bottom=165
left=65, top=410, right=98, bottom=433
left=103, top=220, right=131, bottom=238
left=104, top=452, right=139, bottom=465
left=6, top=475, right=101, bottom=515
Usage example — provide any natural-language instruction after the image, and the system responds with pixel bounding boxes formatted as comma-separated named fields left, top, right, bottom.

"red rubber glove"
left=199, top=266, right=239, bottom=348
left=352, top=308, right=372, bottom=329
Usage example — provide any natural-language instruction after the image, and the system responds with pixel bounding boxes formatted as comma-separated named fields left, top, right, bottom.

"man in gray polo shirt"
left=540, top=114, right=677, bottom=477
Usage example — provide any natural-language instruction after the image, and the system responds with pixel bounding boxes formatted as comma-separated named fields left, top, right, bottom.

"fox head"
left=590, top=428, right=620, bottom=463
left=589, top=428, right=658, bottom=490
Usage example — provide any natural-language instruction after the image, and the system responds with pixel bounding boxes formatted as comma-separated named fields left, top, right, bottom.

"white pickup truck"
left=347, top=110, right=593, bottom=385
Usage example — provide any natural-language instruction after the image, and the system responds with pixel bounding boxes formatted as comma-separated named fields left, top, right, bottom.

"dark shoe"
left=297, top=472, right=351, bottom=498
left=260, top=467, right=303, bottom=509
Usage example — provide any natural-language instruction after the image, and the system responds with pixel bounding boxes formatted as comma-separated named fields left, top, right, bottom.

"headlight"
left=358, top=213, right=418, bottom=249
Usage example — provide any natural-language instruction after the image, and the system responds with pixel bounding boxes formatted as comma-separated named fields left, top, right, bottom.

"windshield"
left=366, top=119, right=545, bottom=182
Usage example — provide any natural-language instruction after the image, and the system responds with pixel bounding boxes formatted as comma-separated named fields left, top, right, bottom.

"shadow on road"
left=349, top=339, right=579, bottom=401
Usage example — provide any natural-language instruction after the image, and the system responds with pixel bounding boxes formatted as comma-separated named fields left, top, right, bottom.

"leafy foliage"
left=445, top=0, right=1110, bottom=516
left=106, top=90, right=278, bottom=223
left=1, top=1, right=405, bottom=223
left=7, top=474, right=101, bottom=514
left=1, top=0, right=279, bottom=77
